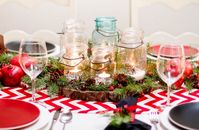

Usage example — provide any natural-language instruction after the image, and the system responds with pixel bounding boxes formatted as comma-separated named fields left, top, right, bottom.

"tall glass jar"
left=90, top=17, right=119, bottom=83
left=117, top=27, right=146, bottom=81
left=60, top=19, right=88, bottom=80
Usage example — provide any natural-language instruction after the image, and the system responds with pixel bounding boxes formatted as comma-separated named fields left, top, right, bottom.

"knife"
left=49, top=107, right=62, bottom=130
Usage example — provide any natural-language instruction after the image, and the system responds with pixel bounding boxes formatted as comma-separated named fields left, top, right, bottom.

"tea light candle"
left=129, top=68, right=145, bottom=81
left=96, top=71, right=112, bottom=84
left=69, top=67, right=80, bottom=73
left=98, top=71, right=110, bottom=78
left=66, top=67, right=81, bottom=80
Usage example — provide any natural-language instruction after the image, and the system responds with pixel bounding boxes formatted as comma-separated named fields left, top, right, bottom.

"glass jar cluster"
left=60, top=18, right=147, bottom=83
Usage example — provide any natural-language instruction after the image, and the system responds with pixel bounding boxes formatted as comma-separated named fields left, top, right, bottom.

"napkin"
left=104, top=96, right=151, bottom=130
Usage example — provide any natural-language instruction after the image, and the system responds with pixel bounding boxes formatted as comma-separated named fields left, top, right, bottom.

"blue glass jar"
left=90, top=17, right=119, bottom=83
left=92, top=17, right=119, bottom=46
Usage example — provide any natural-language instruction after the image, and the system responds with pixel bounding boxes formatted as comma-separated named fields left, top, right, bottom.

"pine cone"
left=85, top=78, right=96, bottom=86
left=113, top=74, right=128, bottom=86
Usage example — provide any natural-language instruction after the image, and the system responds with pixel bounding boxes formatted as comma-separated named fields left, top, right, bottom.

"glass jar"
left=60, top=19, right=88, bottom=80
left=92, top=17, right=119, bottom=46
left=90, top=17, right=119, bottom=83
left=116, top=27, right=146, bottom=81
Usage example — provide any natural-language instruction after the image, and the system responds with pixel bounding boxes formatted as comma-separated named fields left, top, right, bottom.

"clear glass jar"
left=117, top=27, right=146, bottom=81
left=60, top=19, right=88, bottom=80
left=90, top=17, right=119, bottom=83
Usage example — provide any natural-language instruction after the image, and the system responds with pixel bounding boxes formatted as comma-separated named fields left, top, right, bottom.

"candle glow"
left=98, top=71, right=110, bottom=78
left=129, top=68, right=145, bottom=81
left=69, top=67, right=80, bottom=73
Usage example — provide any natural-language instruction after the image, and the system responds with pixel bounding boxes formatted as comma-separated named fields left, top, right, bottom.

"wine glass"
left=156, top=44, right=185, bottom=107
left=19, top=37, right=48, bottom=102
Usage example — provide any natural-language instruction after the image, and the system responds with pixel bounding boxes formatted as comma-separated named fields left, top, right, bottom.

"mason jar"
left=90, top=17, right=119, bottom=83
left=116, top=27, right=146, bottom=81
left=60, top=19, right=88, bottom=80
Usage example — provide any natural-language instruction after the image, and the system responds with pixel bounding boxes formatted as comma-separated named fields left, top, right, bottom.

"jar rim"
left=95, top=17, right=117, bottom=22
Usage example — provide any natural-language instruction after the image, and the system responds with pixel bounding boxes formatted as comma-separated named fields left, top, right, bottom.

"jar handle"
left=60, top=54, right=85, bottom=67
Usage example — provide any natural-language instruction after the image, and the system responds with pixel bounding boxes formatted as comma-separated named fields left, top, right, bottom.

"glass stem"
left=166, top=84, right=171, bottom=106
left=31, top=79, right=36, bottom=102
left=167, top=72, right=171, bottom=106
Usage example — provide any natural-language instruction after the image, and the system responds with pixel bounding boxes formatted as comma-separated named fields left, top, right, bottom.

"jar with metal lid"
left=60, top=19, right=88, bottom=80
left=92, top=17, right=119, bottom=46
left=116, top=27, right=146, bottom=81
left=90, top=17, right=119, bottom=83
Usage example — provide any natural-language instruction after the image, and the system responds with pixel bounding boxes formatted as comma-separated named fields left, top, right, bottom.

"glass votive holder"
left=116, top=27, right=146, bottom=81
left=90, top=45, right=115, bottom=84
left=60, top=44, right=88, bottom=80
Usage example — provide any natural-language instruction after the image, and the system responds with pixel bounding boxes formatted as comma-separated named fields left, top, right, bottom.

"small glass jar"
left=116, top=27, right=146, bottom=81
left=91, top=17, right=119, bottom=83
left=60, top=19, right=88, bottom=80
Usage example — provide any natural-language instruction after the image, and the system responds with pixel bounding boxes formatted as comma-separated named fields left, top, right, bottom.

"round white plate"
left=22, top=103, right=51, bottom=130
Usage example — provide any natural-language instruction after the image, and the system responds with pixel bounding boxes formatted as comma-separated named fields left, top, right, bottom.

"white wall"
left=76, top=0, right=130, bottom=37
left=0, top=0, right=130, bottom=36
left=0, top=1, right=72, bottom=33
left=1, top=0, right=198, bottom=37
left=131, top=0, right=199, bottom=36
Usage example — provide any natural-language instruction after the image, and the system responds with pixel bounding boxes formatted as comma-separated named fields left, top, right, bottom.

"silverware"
left=60, top=110, right=73, bottom=130
left=149, top=111, right=159, bottom=130
left=49, top=108, right=62, bottom=130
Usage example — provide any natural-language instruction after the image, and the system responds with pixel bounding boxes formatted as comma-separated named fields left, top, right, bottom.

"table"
left=1, top=86, right=199, bottom=130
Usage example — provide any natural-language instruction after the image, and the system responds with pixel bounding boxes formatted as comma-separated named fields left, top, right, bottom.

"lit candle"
left=129, top=68, right=145, bottom=81
left=96, top=71, right=112, bottom=84
left=69, top=67, right=80, bottom=73
left=98, top=71, right=111, bottom=78
left=66, top=67, right=81, bottom=80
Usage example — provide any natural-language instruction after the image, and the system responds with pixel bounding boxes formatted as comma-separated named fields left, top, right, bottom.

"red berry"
left=184, top=60, right=193, bottom=77
left=108, top=86, right=114, bottom=91
left=114, top=108, right=122, bottom=113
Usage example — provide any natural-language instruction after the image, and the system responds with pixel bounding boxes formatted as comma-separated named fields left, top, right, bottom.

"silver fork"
left=149, top=111, right=159, bottom=130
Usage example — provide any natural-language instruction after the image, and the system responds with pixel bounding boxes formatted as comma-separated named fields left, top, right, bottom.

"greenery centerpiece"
left=0, top=49, right=198, bottom=101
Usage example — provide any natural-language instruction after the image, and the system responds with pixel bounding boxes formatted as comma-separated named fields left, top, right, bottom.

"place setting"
left=0, top=98, right=51, bottom=130
left=159, top=101, right=199, bottom=130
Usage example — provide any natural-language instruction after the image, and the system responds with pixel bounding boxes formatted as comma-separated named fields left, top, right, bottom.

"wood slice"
left=62, top=87, right=122, bottom=102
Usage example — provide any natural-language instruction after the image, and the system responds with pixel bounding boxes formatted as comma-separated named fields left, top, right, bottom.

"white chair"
left=3, top=29, right=62, bottom=57
left=145, top=31, right=199, bottom=61
left=130, top=0, right=199, bottom=61
left=3, top=30, right=29, bottom=43
left=144, top=31, right=199, bottom=46
left=32, top=30, right=62, bottom=57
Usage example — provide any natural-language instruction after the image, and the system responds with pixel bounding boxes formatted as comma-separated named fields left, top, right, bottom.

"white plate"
left=159, top=107, right=181, bottom=130
left=22, top=103, right=51, bottom=130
